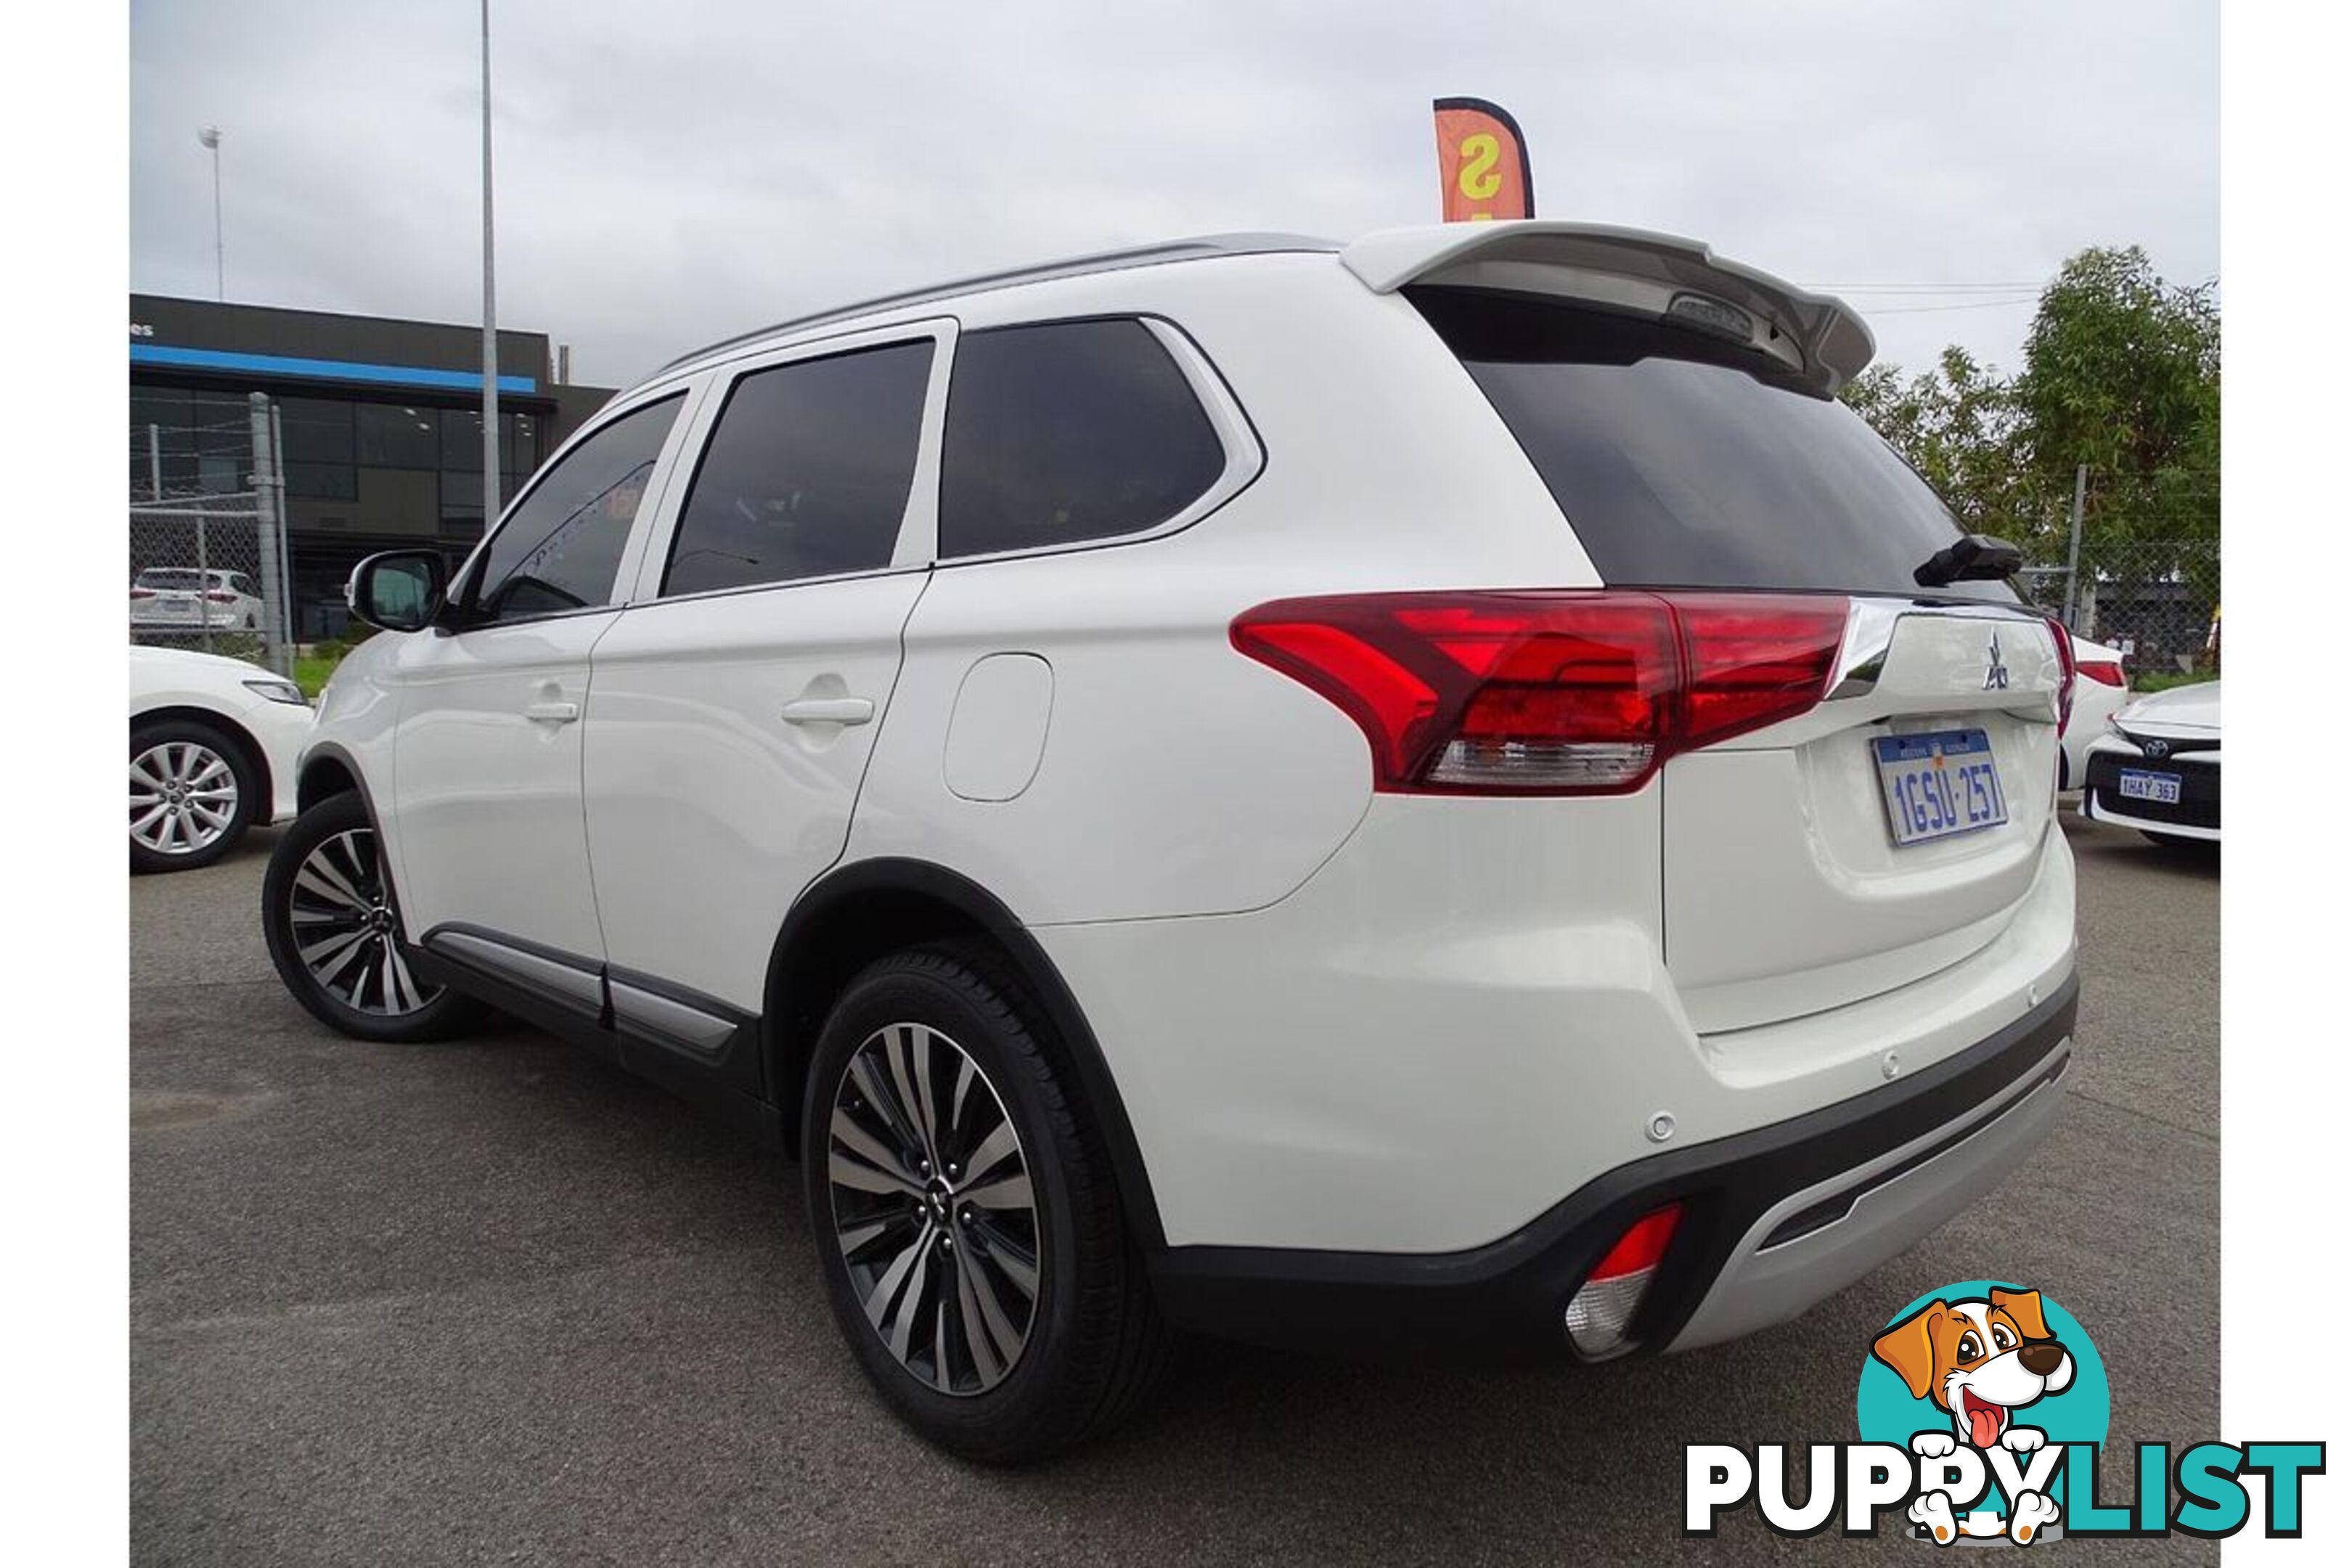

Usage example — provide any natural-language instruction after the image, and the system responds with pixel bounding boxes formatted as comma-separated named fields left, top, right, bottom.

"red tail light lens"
left=129, top=588, right=156, bottom=600
left=2043, top=616, right=2078, bottom=735
left=1230, top=591, right=1847, bottom=795
left=2078, top=659, right=2126, bottom=687
left=1588, top=1204, right=1683, bottom=1282
left=203, top=590, right=237, bottom=603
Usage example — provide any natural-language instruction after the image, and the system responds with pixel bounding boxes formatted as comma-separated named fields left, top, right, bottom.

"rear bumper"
left=1147, top=973, right=2075, bottom=1358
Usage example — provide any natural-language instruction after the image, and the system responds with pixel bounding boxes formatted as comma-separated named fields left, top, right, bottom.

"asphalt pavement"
left=130, top=813, right=2219, bottom=1566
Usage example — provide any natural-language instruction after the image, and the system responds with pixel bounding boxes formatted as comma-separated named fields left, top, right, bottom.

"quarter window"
left=467, top=394, right=682, bottom=623
left=939, top=319, right=1226, bottom=558
left=662, top=340, right=935, bottom=597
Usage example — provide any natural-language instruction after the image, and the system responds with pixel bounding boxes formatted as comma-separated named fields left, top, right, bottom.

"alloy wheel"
left=826, top=1022, right=1041, bottom=1397
left=287, top=828, right=441, bottom=1016
left=129, top=739, right=240, bottom=857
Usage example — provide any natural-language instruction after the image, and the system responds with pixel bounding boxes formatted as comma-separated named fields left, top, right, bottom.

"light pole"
left=197, top=125, right=224, bottom=301
left=480, top=0, right=501, bottom=523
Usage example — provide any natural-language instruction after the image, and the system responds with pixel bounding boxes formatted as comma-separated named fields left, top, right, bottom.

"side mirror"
left=346, top=550, right=446, bottom=633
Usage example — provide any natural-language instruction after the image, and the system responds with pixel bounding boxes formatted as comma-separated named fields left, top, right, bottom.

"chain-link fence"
left=2014, top=469, right=2219, bottom=679
left=130, top=393, right=295, bottom=674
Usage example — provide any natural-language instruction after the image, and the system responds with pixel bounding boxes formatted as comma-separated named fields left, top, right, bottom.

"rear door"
left=1408, top=283, right=2065, bottom=1033
left=581, top=322, right=950, bottom=1029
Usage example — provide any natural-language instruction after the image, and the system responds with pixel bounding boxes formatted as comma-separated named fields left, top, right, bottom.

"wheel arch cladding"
left=764, top=857, right=1167, bottom=1249
left=296, top=746, right=365, bottom=815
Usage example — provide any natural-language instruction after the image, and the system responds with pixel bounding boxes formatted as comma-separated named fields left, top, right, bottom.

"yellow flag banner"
left=1433, top=97, right=1534, bottom=222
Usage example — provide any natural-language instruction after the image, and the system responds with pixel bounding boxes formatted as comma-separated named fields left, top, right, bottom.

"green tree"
left=1841, top=347, right=2050, bottom=549
left=2012, top=245, right=2220, bottom=559
left=1842, top=245, right=2220, bottom=574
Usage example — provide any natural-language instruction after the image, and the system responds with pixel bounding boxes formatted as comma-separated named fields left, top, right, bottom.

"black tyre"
left=129, top=716, right=257, bottom=873
left=802, top=944, right=1172, bottom=1463
left=261, top=792, right=483, bottom=1042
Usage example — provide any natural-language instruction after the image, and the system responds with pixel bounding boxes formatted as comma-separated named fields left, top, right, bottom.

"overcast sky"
left=128, top=0, right=2217, bottom=391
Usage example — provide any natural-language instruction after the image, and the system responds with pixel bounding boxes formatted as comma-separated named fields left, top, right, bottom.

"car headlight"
left=243, top=677, right=309, bottom=707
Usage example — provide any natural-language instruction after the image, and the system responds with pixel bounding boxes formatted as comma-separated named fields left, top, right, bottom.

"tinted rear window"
left=1410, top=288, right=2016, bottom=604
left=939, top=319, right=1226, bottom=558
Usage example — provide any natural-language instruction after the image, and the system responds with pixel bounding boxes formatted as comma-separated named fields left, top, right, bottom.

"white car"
left=2080, top=679, right=2220, bottom=846
left=258, top=223, right=2079, bottom=1461
left=2059, top=635, right=2131, bottom=792
left=130, top=644, right=311, bottom=872
left=131, top=567, right=265, bottom=632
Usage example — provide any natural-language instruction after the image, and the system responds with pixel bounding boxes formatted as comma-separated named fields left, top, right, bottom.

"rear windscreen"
left=136, top=571, right=205, bottom=590
left=1409, top=287, right=2017, bottom=605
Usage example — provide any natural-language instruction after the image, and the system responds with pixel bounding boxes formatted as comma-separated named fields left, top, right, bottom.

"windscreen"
left=136, top=570, right=205, bottom=590
left=1409, top=287, right=2017, bottom=605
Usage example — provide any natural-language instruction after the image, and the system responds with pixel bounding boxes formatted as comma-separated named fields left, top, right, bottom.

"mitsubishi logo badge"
left=1983, top=629, right=2009, bottom=692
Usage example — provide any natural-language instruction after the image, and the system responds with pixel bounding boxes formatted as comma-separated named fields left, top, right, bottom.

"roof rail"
left=656, top=232, right=1339, bottom=375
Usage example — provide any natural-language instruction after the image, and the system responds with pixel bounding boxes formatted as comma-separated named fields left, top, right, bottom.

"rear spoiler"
left=1342, top=221, right=1874, bottom=396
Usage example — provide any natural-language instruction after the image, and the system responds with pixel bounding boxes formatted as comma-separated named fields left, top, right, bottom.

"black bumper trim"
left=1145, top=972, right=2078, bottom=1360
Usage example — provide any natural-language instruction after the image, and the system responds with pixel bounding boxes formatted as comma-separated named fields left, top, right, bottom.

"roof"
left=647, top=221, right=1876, bottom=396
left=657, top=232, right=1339, bottom=375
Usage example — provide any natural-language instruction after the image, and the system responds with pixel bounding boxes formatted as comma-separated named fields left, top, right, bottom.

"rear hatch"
left=132, top=569, right=208, bottom=622
left=1389, top=241, right=2064, bottom=1033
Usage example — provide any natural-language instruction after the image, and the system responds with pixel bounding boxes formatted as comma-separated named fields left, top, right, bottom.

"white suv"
left=262, top=223, right=2080, bottom=1462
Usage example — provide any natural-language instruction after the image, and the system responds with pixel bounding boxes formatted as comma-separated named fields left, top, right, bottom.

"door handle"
left=780, top=696, right=875, bottom=727
left=525, top=700, right=581, bottom=724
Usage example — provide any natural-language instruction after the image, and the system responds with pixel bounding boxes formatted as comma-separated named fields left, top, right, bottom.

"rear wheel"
left=129, top=717, right=256, bottom=873
left=802, top=945, right=1172, bottom=1463
left=262, top=792, right=482, bottom=1042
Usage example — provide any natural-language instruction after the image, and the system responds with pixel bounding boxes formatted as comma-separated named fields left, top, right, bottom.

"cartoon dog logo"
left=1872, top=1286, right=2076, bottom=1545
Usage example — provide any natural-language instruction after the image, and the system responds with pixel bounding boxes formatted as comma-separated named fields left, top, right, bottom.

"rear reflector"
left=1563, top=1204, right=1683, bottom=1357
left=1231, top=591, right=1847, bottom=795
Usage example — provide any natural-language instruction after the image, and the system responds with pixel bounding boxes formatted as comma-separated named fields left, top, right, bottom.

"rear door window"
left=939, top=319, right=1225, bottom=558
left=1409, top=287, right=2017, bottom=604
left=661, top=339, right=934, bottom=597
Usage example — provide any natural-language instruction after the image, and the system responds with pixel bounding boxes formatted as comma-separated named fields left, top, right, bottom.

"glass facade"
left=130, top=385, right=546, bottom=539
left=131, top=382, right=555, bottom=640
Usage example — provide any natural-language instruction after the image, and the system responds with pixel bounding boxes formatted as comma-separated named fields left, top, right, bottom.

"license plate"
left=2118, top=768, right=2182, bottom=804
left=1873, top=728, right=2008, bottom=846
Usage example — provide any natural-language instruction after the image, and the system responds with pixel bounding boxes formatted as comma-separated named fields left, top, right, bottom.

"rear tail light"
left=2043, top=617, right=2078, bottom=735
left=129, top=588, right=156, bottom=600
left=204, top=590, right=237, bottom=604
left=1230, top=591, right=1849, bottom=795
left=1563, top=1204, right=1683, bottom=1357
left=2078, top=659, right=2126, bottom=687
